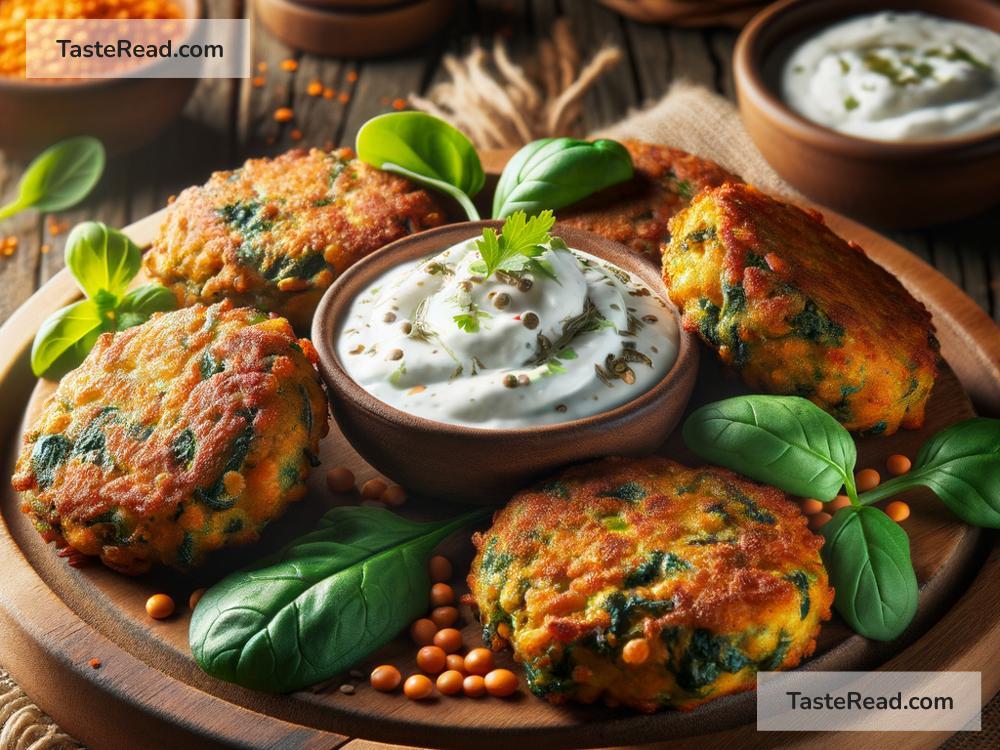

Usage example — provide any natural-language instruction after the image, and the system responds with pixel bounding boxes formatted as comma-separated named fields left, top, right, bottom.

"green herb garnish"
left=0, top=136, right=105, bottom=223
left=31, top=222, right=176, bottom=379
left=470, top=209, right=557, bottom=281
left=683, top=395, right=1000, bottom=641
left=844, top=95, right=860, bottom=111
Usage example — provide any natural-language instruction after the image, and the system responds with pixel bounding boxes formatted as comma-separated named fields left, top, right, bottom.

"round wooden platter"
left=0, top=157, right=999, bottom=750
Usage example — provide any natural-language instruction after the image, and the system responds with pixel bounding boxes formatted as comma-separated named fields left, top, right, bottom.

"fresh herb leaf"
left=858, top=418, right=1000, bottom=528
left=475, top=210, right=556, bottom=281
left=189, top=506, right=490, bottom=693
left=492, top=137, right=634, bottom=219
left=31, top=299, right=107, bottom=379
left=453, top=311, right=487, bottom=333
left=356, top=112, right=484, bottom=220
left=115, top=284, right=177, bottom=330
left=65, top=221, right=141, bottom=300
left=0, top=136, right=105, bottom=221
left=821, top=506, right=918, bottom=641
left=682, top=395, right=857, bottom=502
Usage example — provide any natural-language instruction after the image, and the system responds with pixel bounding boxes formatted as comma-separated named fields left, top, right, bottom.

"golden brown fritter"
left=11, top=301, right=329, bottom=575
left=662, top=183, right=939, bottom=434
left=468, top=457, right=833, bottom=713
left=557, top=140, right=740, bottom=261
left=143, top=148, right=447, bottom=330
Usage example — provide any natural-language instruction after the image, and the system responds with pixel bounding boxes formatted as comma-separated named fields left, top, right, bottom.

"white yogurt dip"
left=782, top=12, right=1000, bottom=141
left=336, top=235, right=679, bottom=429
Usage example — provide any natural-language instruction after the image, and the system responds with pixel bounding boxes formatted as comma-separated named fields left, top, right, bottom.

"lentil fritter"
left=143, top=147, right=446, bottom=330
left=557, top=140, right=740, bottom=261
left=11, top=301, right=329, bottom=575
left=468, top=457, right=833, bottom=713
left=662, top=183, right=939, bottom=434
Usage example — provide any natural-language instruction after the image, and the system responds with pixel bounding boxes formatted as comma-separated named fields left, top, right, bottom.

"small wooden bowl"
left=254, top=0, right=455, bottom=59
left=0, top=0, right=201, bottom=160
left=312, top=221, right=699, bottom=503
left=734, top=0, right=1000, bottom=228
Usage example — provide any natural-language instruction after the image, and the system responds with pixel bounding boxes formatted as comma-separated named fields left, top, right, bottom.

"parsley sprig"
left=470, top=210, right=558, bottom=281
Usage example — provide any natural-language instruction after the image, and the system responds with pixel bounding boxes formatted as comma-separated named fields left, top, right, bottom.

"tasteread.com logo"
left=25, top=18, right=251, bottom=79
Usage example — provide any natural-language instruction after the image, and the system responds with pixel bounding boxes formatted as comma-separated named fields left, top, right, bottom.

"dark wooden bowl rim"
left=734, top=0, right=1000, bottom=157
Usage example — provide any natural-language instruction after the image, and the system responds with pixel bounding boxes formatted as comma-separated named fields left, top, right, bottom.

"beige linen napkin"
left=597, top=81, right=801, bottom=200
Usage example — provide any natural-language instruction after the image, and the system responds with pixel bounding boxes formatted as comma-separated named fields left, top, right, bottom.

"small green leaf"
left=31, top=299, right=107, bottom=379
left=475, top=210, right=556, bottom=280
left=682, top=395, right=857, bottom=501
left=115, top=284, right=177, bottom=330
left=356, top=112, right=484, bottom=220
left=189, top=506, right=490, bottom=693
left=65, top=221, right=141, bottom=299
left=492, top=137, right=634, bottom=219
left=0, top=137, right=105, bottom=221
left=859, top=418, right=1000, bottom=528
left=821, top=506, right=918, bottom=641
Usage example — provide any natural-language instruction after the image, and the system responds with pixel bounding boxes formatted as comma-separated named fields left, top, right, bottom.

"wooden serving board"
left=0, top=156, right=998, bottom=750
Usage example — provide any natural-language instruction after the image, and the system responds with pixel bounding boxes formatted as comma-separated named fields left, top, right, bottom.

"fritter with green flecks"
left=467, top=456, right=833, bottom=713
left=662, top=183, right=939, bottom=434
left=144, top=147, right=446, bottom=330
left=11, top=301, right=329, bottom=575
left=557, top=140, right=741, bottom=261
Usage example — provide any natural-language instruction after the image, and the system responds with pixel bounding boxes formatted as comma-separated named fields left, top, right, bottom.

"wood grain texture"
left=0, top=162, right=997, bottom=748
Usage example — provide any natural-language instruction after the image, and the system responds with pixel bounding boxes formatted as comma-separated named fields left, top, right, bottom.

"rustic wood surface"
left=0, top=0, right=997, bottom=328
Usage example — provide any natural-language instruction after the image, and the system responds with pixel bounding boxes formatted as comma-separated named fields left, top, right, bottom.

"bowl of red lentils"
left=0, top=0, right=202, bottom=159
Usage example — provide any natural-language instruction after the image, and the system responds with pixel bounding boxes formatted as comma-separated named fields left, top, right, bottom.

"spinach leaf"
left=859, top=418, right=1000, bottom=528
left=65, top=221, right=141, bottom=300
left=31, top=299, right=107, bottom=379
left=189, top=506, right=490, bottom=693
left=492, top=137, right=634, bottom=219
left=115, top=284, right=177, bottom=330
left=821, top=506, right=918, bottom=641
left=0, top=137, right=105, bottom=221
left=682, top=395, right=857, bottom=501
left=356, top=112, right=484, bottom=221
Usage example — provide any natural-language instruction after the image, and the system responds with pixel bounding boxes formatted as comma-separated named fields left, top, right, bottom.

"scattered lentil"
left=88, top=658, right=101, bottom=669
left=828, top=495, right=852, bottom=512
left=392, top=98, right=407, bottom=110
left=381, top=484, right=407, bottom=507
left=339, top=684, right=355, bottom=695
left=145, top=593, right=175, bottom=620
left=855, top=468, right=881, bottom=492
left=404, top=674, right=434, bottom=700
left=361, top=478, right=388, bottom=499
left=290, top=129, right=303, bottom=141
left=307, top=80, right=323, bottom=96
left=252, top=76, right=265, bottom=88
left=428, top=555, right=452, bottom=582
left=410, top=618, right=437, bottom=646
left=430, top=605, right=459, bottom=629
left=886, top=501, right=910, bottom=522
left=463, top=648, right=494, bottom=676
left=887, top=454, right=912, bottom=476
left=808, top=512, right=833, bottom=531
left=800, top=498, right=824, bottom=515
left=188, top=588, right=206, bottom=609
left=484, top=669, right=518, bottom=697
left=436, top=669, right=464, bottom=695
left=433, top=628, right=463, bottom=654
left=445, top=654, right=465, bottom=673
left=462, top=674, right=486, bottom=697
left=430, top=582, right=454, bottom=607
left=326, top=466, right=356, bottom=493
left=371, top=664, right=402, bottom=692
left=280, top=58, right=298, bottom=72
left=273, top=107, right=294, bottom=123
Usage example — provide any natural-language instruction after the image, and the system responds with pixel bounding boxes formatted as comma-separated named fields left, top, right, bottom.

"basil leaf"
left=115, top=284, right=177, bottom=330
left=682, top=395, right=856, bottom=501
left=492, top=137, right=634, bottom=219
left=65, top=221, right=141, bottom=299
left=859, top=418, right=1000, bottom=528
left=189, top=506, right=489, bottom=693
left=0, top=137, right=105, bottom=220
left=356, top=112, right=484, bottom=221
left=31, top=299, right=108, bottom=379
left=821, top=506, right=918, bottom=641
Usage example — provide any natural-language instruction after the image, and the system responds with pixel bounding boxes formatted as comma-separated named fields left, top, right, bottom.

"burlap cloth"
left=0, top=83, right=995, bottom=749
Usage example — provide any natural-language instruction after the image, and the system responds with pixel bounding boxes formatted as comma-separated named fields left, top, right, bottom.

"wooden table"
left=0, top=0, right=997, bottom=327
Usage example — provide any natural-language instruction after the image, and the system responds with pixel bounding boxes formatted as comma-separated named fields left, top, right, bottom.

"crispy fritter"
left=468, top=457, right=832, bottom=713
left=143, top=148, right=446, bottom=330
left=11, top=301, right=329, bottom=575
left=557, top=140, right=740, bottom=261
left=662, top=183, right=939, bottom=434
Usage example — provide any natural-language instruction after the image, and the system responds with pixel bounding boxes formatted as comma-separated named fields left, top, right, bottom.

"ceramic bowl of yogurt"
left=734, top=0, right=1000, bottom=227
left=312, top=221, right=699, bottom=502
